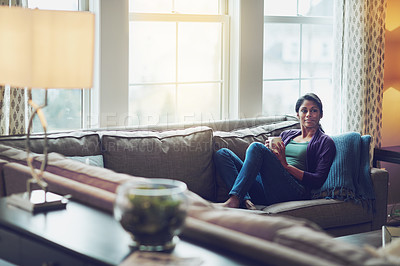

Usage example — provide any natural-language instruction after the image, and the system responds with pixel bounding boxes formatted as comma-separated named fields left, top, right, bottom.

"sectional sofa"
left=0, top=115, right=388, bottom=240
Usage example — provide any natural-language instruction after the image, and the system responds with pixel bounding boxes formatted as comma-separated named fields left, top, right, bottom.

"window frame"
left=263, top=15, right=333, bottom=84
left=128, top=3, right=230, bottom=124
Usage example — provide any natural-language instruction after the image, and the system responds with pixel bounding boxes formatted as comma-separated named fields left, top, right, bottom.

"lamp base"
left=7, top=190, right=68, bottom=213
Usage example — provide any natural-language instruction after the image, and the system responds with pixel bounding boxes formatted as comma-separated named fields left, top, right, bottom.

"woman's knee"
left=246, top=142, right=276, bottom=159
left=214, top=148, right=232, bottom=161
left=247, top=142, right=266, bottom=153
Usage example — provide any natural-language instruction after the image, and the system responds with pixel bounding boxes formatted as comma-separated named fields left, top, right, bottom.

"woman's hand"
left=273, top=141, right=304, bottom=181
left=265, top=139, right=287, bottom=167
left=273, top=141, right=288, bottom=168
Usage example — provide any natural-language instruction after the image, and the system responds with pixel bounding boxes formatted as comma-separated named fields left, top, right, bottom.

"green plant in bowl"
left=114, top=179, right=188, bottom=251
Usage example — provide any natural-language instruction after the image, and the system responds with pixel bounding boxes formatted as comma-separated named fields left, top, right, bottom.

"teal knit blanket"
left=311, top=132, right=375, bottom=207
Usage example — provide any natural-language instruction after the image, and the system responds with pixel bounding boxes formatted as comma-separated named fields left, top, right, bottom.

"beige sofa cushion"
left=101, top=126, right=216, bottom=201
left=261, top=199, right=373, bottom=230
left=0, top=131, right=101, bottom=156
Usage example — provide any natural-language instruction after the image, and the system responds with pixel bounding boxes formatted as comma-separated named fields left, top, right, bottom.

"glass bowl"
left=114, top=178, right=188, bottom=251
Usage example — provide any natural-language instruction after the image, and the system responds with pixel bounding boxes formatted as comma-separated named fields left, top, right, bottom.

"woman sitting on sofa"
left=214, top=93, right=336, bottom=209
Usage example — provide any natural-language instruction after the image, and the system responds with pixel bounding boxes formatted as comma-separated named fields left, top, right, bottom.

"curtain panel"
left=333, top=0, right=387, bottom=151
left=0, top=0, right=28, bottom=135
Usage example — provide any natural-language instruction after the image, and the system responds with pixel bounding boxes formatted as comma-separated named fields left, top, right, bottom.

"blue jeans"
left=214, top=142, right=308, bottom=206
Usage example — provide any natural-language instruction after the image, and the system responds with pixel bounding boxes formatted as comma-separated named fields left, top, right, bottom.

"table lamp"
left=0, top=6, right=94, bottom=212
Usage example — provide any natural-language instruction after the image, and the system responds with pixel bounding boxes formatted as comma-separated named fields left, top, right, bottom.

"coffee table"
left=0, top=197, right=257, bottom=266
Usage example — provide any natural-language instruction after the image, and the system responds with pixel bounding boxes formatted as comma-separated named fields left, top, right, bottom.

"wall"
left=382, top=0, right=400, bottom=208
left=90, top=0, right=129, bottom=128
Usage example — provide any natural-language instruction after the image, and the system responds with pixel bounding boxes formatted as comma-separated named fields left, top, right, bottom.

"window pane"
left=32, top=90, right=82, bottom=132
left=130, top=0, right=172, bottom=13
left=178, top=23, right=222, bottom=82
left=264, top=23, right=300, bottom=79
left=262, top=81, right=299, bottom=116
left=264, top=0, right=297, bottom=16
left=298, top=0, right=333, bottom=16
left=175, top=0, right=220, bottom=14
left=177, top=83, right=221, bottom=122
left=301, top=24, right=333, bottom=78
left=130, top=22, right=176, bottom=84
left=129, top=85, right=176, bottom=125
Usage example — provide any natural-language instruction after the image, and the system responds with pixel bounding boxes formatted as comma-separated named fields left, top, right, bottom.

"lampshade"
left=0, top=6, right=95, bottom=89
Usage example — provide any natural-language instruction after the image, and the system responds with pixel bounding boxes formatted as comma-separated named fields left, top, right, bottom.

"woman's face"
left=297, top=99, right=322, bottom=129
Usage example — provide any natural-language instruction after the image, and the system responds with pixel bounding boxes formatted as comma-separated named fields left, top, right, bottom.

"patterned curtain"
left=0, top=0, right=28, bottom=135
left=333, top=0, right=387, bottom=150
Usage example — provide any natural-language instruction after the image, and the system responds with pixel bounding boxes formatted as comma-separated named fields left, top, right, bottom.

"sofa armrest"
left=370, top=167, right=388, bottom=230
left=3, top=162, right=116, bottom=213
left=181, top=217, right=336, bottom=266
left=0, top=159, right=9, bottom=197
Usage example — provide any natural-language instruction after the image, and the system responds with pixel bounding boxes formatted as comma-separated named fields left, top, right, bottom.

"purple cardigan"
left=280, top=128, right=336, bottom=189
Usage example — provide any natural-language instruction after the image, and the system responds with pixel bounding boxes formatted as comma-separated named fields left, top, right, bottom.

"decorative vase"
left=114, top=178, right=188, bottom=251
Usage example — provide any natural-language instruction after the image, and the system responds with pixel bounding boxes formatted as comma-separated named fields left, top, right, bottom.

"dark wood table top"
left=0, top=197, right=257, bottom=265
left=373, top=146, right=400, bottom=167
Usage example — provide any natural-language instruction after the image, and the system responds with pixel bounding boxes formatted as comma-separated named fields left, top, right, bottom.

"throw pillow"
left=67, top=155, right=104, bottom=168
left=0, top=131, right=101, bottom=156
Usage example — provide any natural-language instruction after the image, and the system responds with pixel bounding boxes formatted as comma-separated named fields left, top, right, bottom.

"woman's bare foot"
left=244, top=199, right=256, bottom=210
left=220, top=195, right=240, bottom=208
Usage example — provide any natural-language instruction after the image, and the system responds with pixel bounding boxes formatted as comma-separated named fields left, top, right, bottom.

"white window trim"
left=129, top=10, right=230, bottom=124
left=230, top=0, right=264, bottom=119
left=90, top=0, right=129, bottom=128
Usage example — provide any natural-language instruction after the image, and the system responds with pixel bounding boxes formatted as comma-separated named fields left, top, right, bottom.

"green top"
left=285, top=139, right=309, bottom=171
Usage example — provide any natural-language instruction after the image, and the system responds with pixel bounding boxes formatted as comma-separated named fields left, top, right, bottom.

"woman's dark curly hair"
left=295, top=93, right=323, bottom=116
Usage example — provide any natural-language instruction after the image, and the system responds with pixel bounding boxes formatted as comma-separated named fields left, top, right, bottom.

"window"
left=28, top=0, right=89, bottom=133
left=128, top=0, right=229, bottom=125
left=263, top=0, right=334, bottom=132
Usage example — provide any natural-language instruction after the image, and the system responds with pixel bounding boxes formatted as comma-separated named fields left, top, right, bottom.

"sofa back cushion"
left=0, top=131, right=101, bottom=156
left=101, top=126, right=216, bottom=201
